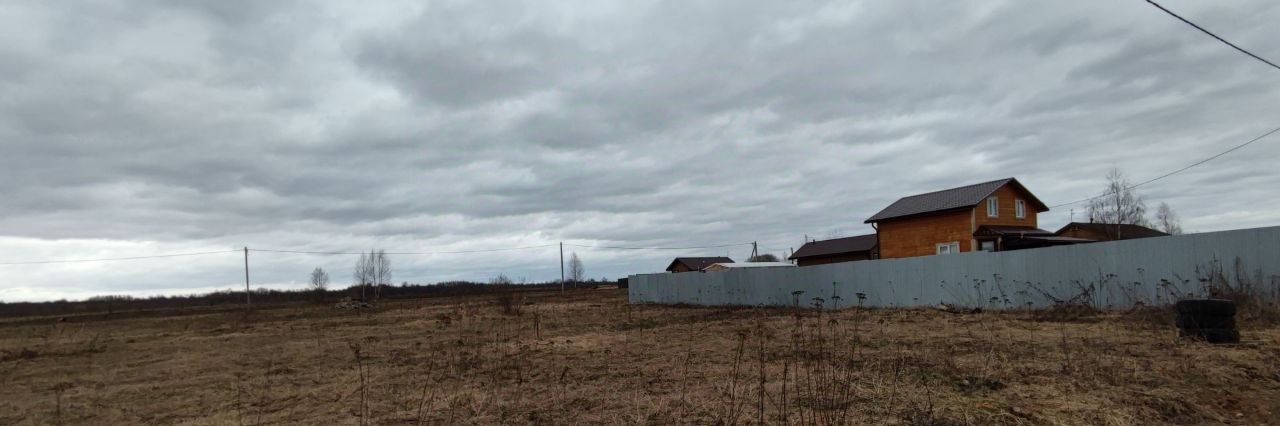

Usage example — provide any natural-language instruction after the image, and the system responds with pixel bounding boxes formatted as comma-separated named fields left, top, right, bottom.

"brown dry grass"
left=2, top=289, right=1279, bottom=425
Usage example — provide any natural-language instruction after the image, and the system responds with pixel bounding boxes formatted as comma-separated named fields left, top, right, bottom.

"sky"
left=2, top=0, right=1279, bottom=302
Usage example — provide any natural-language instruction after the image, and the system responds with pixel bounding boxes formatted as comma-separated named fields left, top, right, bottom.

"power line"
left=0, top=249, right=241, bottom=265
left=248, top=244, right=559, bottom=256
left=1145, top=0, right=1280, bottom=71
left=0, top=244, right=562, bottom=265
left=1049, top=125, right=1280, bottom=208
left=0, top=240, right=755, bottom=265
left=564, top=242, right=752, bottom=251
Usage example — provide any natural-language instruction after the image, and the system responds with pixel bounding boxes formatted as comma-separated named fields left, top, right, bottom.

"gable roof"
left=865, top=178, right=1049, bottom=223
left=1054, top=222, right=1169, bottom=240
left=789, top=234, right=878, bottom=260
left=703, top=262, right=796, bottom=271
left=665, top=257, right=733, bottom=271
left=705, top=262, right=795, bottom=269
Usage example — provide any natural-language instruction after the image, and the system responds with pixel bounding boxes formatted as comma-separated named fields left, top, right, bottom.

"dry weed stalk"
left=755, top=318, right=768, bottom=424
left=51, top=382, right=72, bottom=426
left=232, top=373, right=246, bottom=426
left=348, top=342, right=369, bottom=425
left=715, top=332, right=748, bottom=424
left=1197, top=257, right=1280, bottom=324
left=414, top=352, right=439, bottom=426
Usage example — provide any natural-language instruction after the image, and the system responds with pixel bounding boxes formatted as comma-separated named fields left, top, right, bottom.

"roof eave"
left=866, top=206, right=974, bottom=224
left=789, top=249, right=874, bottom=260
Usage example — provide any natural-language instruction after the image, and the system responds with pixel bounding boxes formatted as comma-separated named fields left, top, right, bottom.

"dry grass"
left=1, top=289, right=1279, bottom=425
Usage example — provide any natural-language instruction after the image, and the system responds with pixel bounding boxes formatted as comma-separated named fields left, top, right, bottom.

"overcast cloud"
left=2, top=1, right=1279, bottom=301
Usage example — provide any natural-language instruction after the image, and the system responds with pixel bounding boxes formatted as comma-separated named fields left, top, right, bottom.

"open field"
left=2, top=289, right=1280, bottom=425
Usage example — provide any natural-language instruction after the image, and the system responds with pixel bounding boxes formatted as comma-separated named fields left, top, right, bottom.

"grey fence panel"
left=629, top=226, right=1280, bottom=310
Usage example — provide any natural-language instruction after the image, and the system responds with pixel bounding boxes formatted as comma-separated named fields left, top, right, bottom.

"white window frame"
left=936, top=241, right=960, bottom=255
left=1015, top=199, right=1026, bottom=218
left=979, top=240, right=996, bottom=252
left=986, top=197, right=998, bottom=217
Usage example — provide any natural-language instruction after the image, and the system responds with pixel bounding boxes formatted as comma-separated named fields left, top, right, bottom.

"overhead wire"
left=1145, top=0, right=1280, bottom=72
left=1048, top=125, right=1280, bottom=209
left=1046, top=2, right=1280, bottom=208
left=0, top=241, right=760, bottom=264
left=0, top=249, right=241, bottom=265
left=564, top=242, right=752, bottom=251
left=248, top=244, right=559, bottom=256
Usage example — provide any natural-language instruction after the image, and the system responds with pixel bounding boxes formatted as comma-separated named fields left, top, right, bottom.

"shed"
left=665, top=257, right=734, bottom=273
left=1055, top=222, right=1170, bottom=241
left=789, top=234, right=878, bottom=267
left=702, top=262, right=796, bottom=272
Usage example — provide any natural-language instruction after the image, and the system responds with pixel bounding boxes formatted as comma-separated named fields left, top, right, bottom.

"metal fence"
left=628, top=226, right=1280, bottom=310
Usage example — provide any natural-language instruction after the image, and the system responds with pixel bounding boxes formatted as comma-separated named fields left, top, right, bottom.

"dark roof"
left=974, top=225, right=1054, bottom=238
left=789, top=234, right=878, bottom=260
left=1024, top=236, right=1095, bottom=243
left=865, top=178, right=1049, bottom=223
left=665, top=257, right=733, bottom=271
left=1003, top=235, right=1096, bottom=249
left=1054, top=222, right=1170, bottom=240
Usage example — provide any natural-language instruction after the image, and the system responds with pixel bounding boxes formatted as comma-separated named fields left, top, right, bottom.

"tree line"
left=305, top=249, right=594, bottom=302
left=2, top=250, right=608, bottom=318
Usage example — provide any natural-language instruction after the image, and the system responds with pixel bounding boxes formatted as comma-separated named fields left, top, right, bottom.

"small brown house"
left=665, top=257, right=733, bottom=273
left=865, top=178, right=1056, bottom=258
left=788, top=234, right=878, bottom=267
left=1055, top=222, right=1169, bottom=241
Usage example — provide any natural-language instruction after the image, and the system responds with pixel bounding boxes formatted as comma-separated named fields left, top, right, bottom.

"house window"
left=936, top=242, right=960, bottom=255
left=986, top=197, right=998, bottom=217
left=980, top=241, right=995, bottom=252
left=1015, top=199, right=1026, bottom=218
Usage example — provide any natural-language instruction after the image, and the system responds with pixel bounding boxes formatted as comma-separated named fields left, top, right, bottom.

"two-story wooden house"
left=865, top=178, right=1085, bottom=258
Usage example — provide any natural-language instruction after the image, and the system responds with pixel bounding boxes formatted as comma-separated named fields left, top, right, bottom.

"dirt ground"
left=2, top=288, right=1279, bottom=425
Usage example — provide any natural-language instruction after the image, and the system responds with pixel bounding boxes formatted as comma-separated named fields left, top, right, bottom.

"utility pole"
left=751, top=241, right=758, bottom=260
left=243, top=247, right=251, bottom=309
left=559, top=242, right=565, bottom=293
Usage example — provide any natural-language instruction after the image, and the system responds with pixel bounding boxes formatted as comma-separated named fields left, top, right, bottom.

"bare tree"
left=372, top=249, right=391, bottom=301
left=350, top=250, right=393, bottom=302
left=747, top=253, right=780, bottom=262
left=1154, top=202, right=1184, bottom=235
left=309, top=267, right=330, bottom=301
left=489, top=273, right=513, bottom=285
left=1087, top=168, right=1149, bottom=238
left=353, top=252, right=372, bottom=301
left=568, top=252, right=585, bottom=288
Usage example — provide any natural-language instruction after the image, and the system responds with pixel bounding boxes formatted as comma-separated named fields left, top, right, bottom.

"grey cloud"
left=2, top=0, right=1280, bottom=300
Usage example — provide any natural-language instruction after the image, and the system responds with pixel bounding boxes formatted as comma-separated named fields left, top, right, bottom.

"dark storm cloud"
left=2, top=0, right=1279, bottom=300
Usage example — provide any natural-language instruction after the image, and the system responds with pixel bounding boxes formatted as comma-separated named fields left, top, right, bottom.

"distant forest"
left=0, top=278, right=624, bottom=319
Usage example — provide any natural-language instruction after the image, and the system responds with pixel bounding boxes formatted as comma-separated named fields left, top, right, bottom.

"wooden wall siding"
left=974, top=184, right=1038, bottom=228
left=877, top=210, right=973, bottom=259
left=796, top=252, right=873, bottom=267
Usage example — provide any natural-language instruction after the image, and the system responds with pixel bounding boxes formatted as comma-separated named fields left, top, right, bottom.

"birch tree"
left=568, top=252, right=585, bottom=288
left=1086, top=168, right=1149, bottom=238
left=1154, top=202, right=1183, bottom=235
left=354, top=252, right=372, bottom=301
left=309, top=267, right=329, bottom=301
left=372, top=249, right=391, bottom=301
